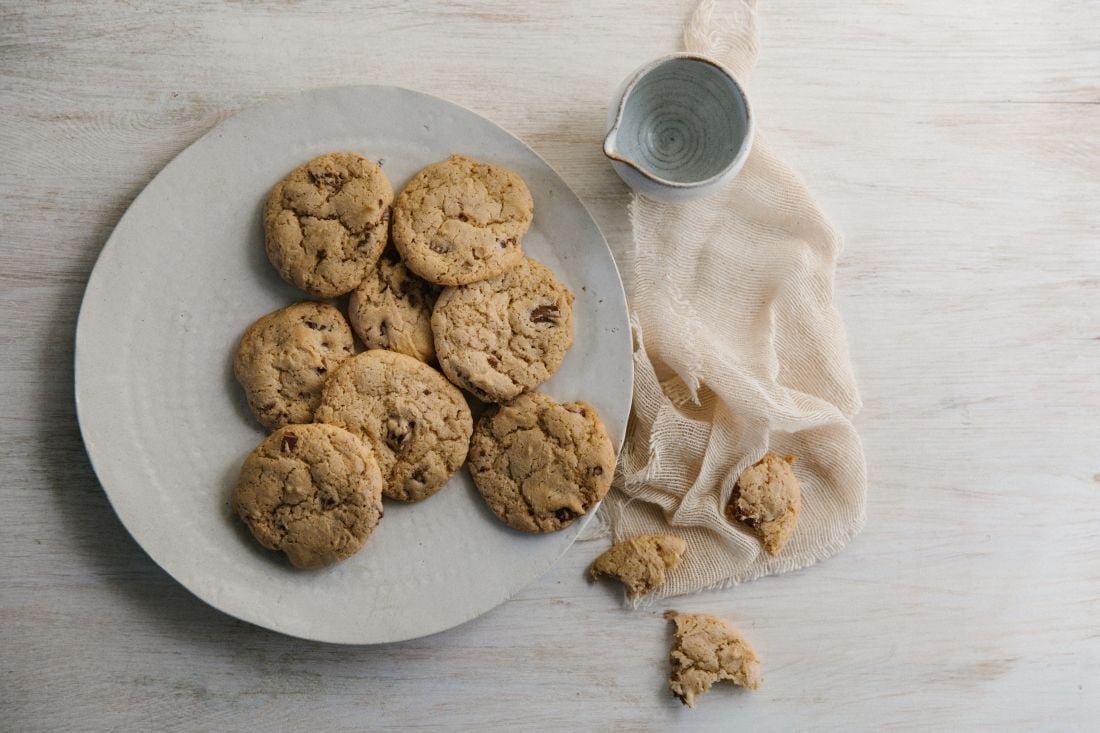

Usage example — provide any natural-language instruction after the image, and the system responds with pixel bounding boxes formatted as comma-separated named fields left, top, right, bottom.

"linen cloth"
left=598, top=0, right=867, bottom=599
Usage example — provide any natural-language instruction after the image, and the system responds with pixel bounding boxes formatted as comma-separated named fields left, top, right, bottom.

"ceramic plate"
left=75, top=86, right=632, bottom=644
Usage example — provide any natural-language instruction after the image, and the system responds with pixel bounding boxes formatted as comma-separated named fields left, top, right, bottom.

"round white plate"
left=75, top=86, right=632, bottom=644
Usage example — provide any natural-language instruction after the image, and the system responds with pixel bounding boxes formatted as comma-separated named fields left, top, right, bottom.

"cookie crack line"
left=295, top=211, right=382, bottom=237
left=254, top=454, right=362, bottom=532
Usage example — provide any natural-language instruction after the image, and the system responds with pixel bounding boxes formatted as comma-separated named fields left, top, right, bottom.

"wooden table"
left=3, top=1, right=1097, bottom=729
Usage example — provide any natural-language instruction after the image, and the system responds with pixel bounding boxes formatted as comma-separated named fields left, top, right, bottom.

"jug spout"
left=603, top=126, right=638, bottom=170
left=602, top=127, right=622, bottom=162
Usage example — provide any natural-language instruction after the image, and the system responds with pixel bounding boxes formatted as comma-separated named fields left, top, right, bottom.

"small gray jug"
left=604, top=53, right=753, bottom=202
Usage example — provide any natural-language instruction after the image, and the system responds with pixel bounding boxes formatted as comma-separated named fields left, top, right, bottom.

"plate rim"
left=73, top=84, right=634, bottom=644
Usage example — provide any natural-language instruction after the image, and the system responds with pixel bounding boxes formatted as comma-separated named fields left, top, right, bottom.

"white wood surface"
left=1, top=1, right=1097, bottom=730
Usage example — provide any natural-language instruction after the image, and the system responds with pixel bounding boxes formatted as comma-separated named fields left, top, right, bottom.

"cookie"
left=468, top=391, right=614, bottom=533
left=314, top=350, right=472, bottom=502
left=348, top=254, right=438, bottom=362
left=725, top=452, right=801, bottom=555
left=432, top=257, right=574, bottom=403
left=233, top=301, right=355, bottom=430
left=664, top=611, right=762, bottom=707
left=590, top=534, right=687, bottom=597
left=264, top=152, right=393, bottom=297
left=392, top=154, right=531, bottom=285
left=232, top=424, right=384, bottom=569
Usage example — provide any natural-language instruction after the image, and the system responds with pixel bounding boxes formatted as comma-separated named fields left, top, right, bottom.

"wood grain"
left=1, top=1, right=1097, bottom=730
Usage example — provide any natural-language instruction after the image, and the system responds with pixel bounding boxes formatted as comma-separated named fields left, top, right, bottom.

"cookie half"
left=264, top=152, right=393, bottom=297
left=348, top=254, right=438, bottom=362
left=432, top=257, right=574, bottom=403
left=468, top=391, right=614, bottom=532
left=590, top=534, right=687, bottom=597
left=664, top=611, right=762, bottom=707
left=725, top=452, right=801, bottom=555
left=232, top=423, right=385, bottom=569
left=392, top=154, right=531, bottom=285
left=233, top=301, right=355, bottom=430
left=315, top=350, right=473, bottom=502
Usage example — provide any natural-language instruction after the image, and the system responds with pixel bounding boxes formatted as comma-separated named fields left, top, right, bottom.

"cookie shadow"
left=53, top=305, right=487, bottom=669
left=224, top=335, right=259, bottom=427
left=244, top=192, right=304, bottom=301
left=46, top=307, right=270, bottom=642
left=44, top=181, right=339, bottom=659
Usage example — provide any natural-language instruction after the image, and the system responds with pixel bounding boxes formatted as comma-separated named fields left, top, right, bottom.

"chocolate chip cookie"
left=232, top=423, right=385, bottom=569
left=233, top=301, right=355, bottom=430
left=725, top=452, right=801, bottom=555
left=314, top=350, right=472, bottom=502
left=590, top=534, right=687, bottom=597
left=392, top=154, right=531, bottom=285
left=468, top=391, right=614, bottom=533
left=432, top=257, right=574, bottom=403
left=664, top=611, right=762, bottom=707
left=348, top=254, right=438, bottom=362
left=264, top=152, right=393, bottom=297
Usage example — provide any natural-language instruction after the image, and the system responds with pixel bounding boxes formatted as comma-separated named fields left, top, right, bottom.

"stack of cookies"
left=231, top=152, right=615, bottom=569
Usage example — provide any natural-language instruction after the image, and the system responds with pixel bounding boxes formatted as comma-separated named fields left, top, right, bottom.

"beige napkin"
left=598, top=0, right=867, bottom=599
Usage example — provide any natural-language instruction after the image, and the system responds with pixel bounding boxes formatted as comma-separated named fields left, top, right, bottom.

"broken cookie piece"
left=664, top=611, right=761, bottom=707
left=725, top=452, right=801, bottom=555
left=589, top=534, right=687, bottom=596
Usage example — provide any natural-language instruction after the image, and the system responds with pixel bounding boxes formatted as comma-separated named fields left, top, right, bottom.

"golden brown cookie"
left=589, top=534, right=687, bottom=596
left=314, top=350, right=472, bottom=502
left=468, top=391, right=614, bottom=533
left=233, top=301, right=355, bottom=430
left=232, top=423, right=384, bottom=569
left=664, top=611, right=762, bottom=707
left=264, top=152, right=393, bottom=297
left=348, top=254, right=438, bottom=362
left=432, top=258, right=574, bottom=403
left=392, top=154, right=531, bottom=285
left=725, top=452, right=801, bottom=555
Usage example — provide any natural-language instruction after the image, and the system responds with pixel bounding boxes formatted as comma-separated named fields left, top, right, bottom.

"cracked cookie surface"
left=314, top=350, right=472, bottom=502
left=234, top=301, right=355, bottom=431
left=590, top=534, right=687, bottom=597
left=264, top=152, right=393, bottom=297
left=469, top=391, right=614, bottom=533
left=348, top=254, right=438, bottom=362
left=725, top=452, right=801, bottom=555
left=392, top=154, right=531, bottom=285
left=232, top=423, right=384, bottom=569
left=432, top=257, right=574, bottom=403
left=664, top=611, right=762, bottom=707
